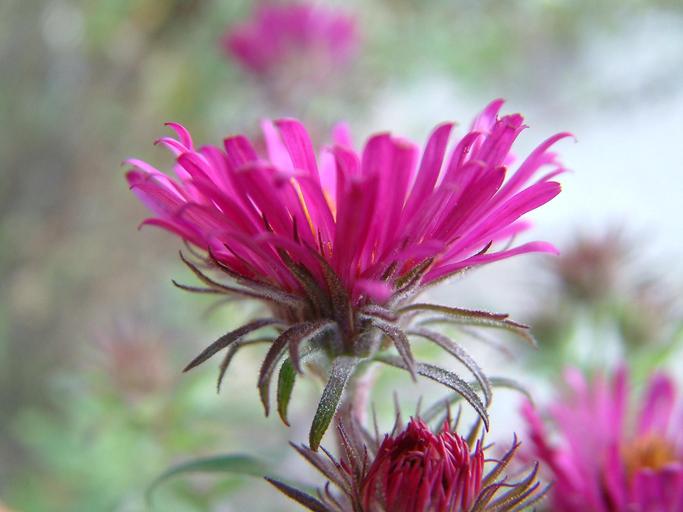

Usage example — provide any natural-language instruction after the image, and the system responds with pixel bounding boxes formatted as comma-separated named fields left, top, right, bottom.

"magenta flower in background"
left=126, top=99, right=569, bottom=449
left=268, top=414, right=547, bottom=511
left=222, top=2, right=358, bottom=78
left=524, top=367, right=683, bottom=511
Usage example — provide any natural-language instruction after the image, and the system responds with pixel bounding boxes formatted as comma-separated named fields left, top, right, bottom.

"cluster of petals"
left=524, top=367, right=683, bottom=511
left=221, top=2, right=358, bottom=76
left=361, top=418, right=485, bottom=512
left=126, top=99, right=569, bottom=308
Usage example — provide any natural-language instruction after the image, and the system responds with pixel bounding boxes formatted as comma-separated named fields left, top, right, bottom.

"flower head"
left=268, top=414, right=547, bottom=512
left=523, top=367, right=683, bottom=511
left=126, top=100, right=569, bottom=448
left=222, top=2, right=358, bottom=78
left=127, top=100, right=566, bottom=307
left=361, top=418, right=484, bottom=511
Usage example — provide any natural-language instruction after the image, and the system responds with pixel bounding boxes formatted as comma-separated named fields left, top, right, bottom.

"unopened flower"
left=361, top=418, right=485, bottom=511
left=268, top=414, right=547, bottom=511
left=126, top=100, right=569, bottom=447
left=222, top=2, right=358, bottom=79
left=524, top=367, right=683, bottom=511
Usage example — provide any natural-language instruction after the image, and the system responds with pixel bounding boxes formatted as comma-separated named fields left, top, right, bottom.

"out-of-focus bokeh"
left=2, top=0, right=682, bottom=510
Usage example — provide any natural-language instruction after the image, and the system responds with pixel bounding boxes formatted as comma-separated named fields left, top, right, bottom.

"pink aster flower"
left=222, top=2, right=358, bottom=78
left=268, top=414, right=547, bottom=511
left=523, top=367, right=683, bottom=511
left=126, top=100, right=569, bottom=448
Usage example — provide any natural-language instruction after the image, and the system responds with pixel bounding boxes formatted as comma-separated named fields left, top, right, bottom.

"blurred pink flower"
left=269, top=415, right=547, bottom=511
left=524, top=367, right=683, bottom=511
left=126, top=100, right=569, bottom=446
left=222, top=2, right=358, bottom=78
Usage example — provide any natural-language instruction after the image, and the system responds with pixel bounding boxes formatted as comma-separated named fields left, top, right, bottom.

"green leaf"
left=395, top=257, right=434, bottom=289
left=217, top=337, right=273, bottom=393
left=259, top=324, right=306, bottom=416
left=420, top=376, right=531, bottom=424
left=376, top=355, right=489, bottom=430
left=278, top=249, right=332, bottom=318
left=399, top=303, right=536, bottom=347
left=309, top=355, right=359, bottom=451
left=265, top=477, right=332, bottom=512
left=308, top=248, right=353, bottom=345
left=146, top=454, right=269, bottom=506
left=408, top=327, right=491, bottom=406
left=183, top=318, right=282, bottom=372
left=179, top=250, right=303, bottom=306
left=259, top=321, right=335, bottom=416
left=277, top=358, right=297, bottom=426
left=368, top=318, right=417, bottom=381
left=399, top=303, right=509, bottom=321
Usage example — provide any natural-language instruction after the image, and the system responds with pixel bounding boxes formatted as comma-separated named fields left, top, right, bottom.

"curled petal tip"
left=546, top=243, right=561, bottom=256
left=557, top=131, right=577, bottom=143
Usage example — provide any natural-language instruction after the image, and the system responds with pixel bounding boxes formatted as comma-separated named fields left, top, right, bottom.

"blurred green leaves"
left=147, top=454, right=269, bottom=508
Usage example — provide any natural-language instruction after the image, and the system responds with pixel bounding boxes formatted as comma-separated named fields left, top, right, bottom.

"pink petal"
left=638, top=373, right=676, bottom=436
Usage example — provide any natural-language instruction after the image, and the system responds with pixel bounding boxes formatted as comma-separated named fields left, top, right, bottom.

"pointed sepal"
left=309, top=355, right=360, bottom=451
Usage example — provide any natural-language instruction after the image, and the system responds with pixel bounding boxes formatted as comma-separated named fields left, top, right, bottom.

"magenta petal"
left=442, top=131, right=483, bottom=185
left=275, top=118, right=320, bottom=179
left=354, top=279, right=393, bottom=303
left=448, top=181, right=561, bottom=257
left=164, top=122, right=194, bottom=149
left=223, top=135, right=259, bottom=168
left=402, top=122, right=454, bottom=220
left=155, top=136, right=188, bottom=156
left=427, top=241, right=559, bottom=282
left=471, top=98, right=505, bottom=132
left=498, top=132, right=573, bottom=200
left=332, top=121, right=352, bottom=147
left=638, top=374, right=676, bottom=436
left=127, top=173, right=185, bottom=217
left=261, top=119, right=293, bottom=171
left=139, top=218, right=203, bottom=247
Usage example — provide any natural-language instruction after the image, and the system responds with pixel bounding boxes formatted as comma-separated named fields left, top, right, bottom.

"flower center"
left=622, top=435, right=678, bottom=477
